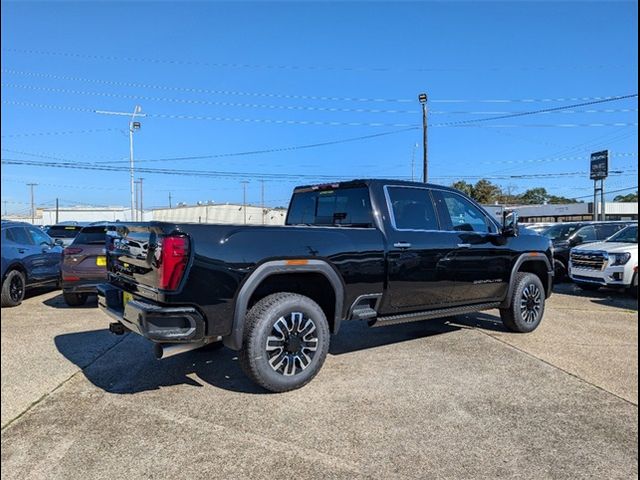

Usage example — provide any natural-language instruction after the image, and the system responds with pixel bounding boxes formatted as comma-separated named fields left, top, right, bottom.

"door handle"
left=394, top=242, right=412, bottom=249
left=17, top=248, right=26, bottom=254
left=457, top=243, right=472, bottom=248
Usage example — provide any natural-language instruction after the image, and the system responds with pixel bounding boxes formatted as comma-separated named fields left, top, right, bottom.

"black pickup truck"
left=98, top=179, right=553, bottom=392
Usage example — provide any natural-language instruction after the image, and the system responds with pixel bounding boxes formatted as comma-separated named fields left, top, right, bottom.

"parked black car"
left=540, top=221, right=633, bottom=280
left=98, top=179, right=554, bottom=392
left=1, top=220, right=63, bottom=307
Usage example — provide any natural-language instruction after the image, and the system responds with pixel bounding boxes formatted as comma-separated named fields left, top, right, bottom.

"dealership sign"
left=590, top=150, right=609, bottom=180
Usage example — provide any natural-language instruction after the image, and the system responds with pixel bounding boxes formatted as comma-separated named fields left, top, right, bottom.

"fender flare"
left=501, top=253, right=553, bottom=308
left=223, top=259, right=345, bottom=350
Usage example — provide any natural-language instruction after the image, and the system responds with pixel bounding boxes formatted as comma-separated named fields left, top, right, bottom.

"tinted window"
left=541, top=223, right=583, bottom=241
left=574, top=225, right=597, bottom=242
left=597, top=223, right=627, bottom=239
left=387, top=187, right=438, bottom=230
left=7, top=227, right=33, bottom=245
left=29, top=227, right=52, bottom=246
left=73, top=226, right=108, bottom=245
left=286, top=187, right=373, bottom=227
left=606, top=226, right=638, bottom=243
left=47, top=226, right=83, bottom=239
left=435, top=191, right=491, bottom=233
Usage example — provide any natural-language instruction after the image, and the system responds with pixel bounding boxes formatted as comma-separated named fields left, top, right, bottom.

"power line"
left=2, top=69, right=637, bottom=104
left=573, top=186, right=638, bottom=200
left=0, top=127, right=120, bottom=138
left=2, top=157, right=636, bottom=182
left=1, top=49, right=627, bottom=74
left=3, top=83, right=637, bottom=116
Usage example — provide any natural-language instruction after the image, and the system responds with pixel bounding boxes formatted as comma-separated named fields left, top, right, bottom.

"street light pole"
left=96, top=105, right=145, bottom=220
left=27, top=183, right=37, bottom=224
left=418, top=93, right=428, bottom=183
left=241, top=181, right=249, bottom=225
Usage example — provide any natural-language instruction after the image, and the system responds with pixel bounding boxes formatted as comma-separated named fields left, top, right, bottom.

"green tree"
left=472, top=179, right=502, bottom=204
left=451, top=180, right=474, bottom=198
left=519, top=187, right=550, bottom=205
left=613, top=191, right=638, bottom=202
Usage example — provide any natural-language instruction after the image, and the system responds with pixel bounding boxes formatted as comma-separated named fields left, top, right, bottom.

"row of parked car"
left=1, top=220, right=110, bottom=307
left=524, top=220, right=638, bottom=296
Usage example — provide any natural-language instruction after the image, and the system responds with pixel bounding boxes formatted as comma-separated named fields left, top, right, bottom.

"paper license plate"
left=96, top=256, right=107, bottom=266
left=122, top=291, right=133, bottom=306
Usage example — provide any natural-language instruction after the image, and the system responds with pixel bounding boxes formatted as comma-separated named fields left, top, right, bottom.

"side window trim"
left=383, top=185, right=441, bottom=232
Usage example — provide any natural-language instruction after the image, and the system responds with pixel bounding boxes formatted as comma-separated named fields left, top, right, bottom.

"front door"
left=430, top=189, right=511, bottom=304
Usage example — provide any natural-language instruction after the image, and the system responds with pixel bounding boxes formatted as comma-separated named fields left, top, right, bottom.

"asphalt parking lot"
left=1, top=284, right=637, bottom=479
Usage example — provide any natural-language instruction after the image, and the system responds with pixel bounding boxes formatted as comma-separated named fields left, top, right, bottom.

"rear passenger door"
left=27, top=227, right=62, bottom=281
left=383, top=185, right=459, bottom=312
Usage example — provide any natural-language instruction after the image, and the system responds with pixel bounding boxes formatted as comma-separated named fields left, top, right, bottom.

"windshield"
left=72, top=226, right=108, bottom=245
left=606, top=225, right=638, bottom=243
left=47, top=225, right=83, bottom=239
left=540, top=224, right=582, bottom=241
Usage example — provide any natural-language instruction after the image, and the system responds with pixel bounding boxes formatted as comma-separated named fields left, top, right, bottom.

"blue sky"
left=1, top=1, right=638, bottom=214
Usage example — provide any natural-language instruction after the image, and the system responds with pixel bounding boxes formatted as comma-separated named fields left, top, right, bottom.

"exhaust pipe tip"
left=154, top=340, right=208, bottom=360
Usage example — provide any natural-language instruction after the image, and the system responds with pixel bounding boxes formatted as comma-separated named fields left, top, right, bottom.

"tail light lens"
left=63, top=247, right=83, bottom=255
left=158, top=235, right=190, bottom=291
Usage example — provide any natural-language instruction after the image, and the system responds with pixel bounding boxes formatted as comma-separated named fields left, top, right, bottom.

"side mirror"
left=502, top=210, right=519, bottom=237
left=53, top=239, right=64, bottom=246
left=569, top=235, right=583, bottom=246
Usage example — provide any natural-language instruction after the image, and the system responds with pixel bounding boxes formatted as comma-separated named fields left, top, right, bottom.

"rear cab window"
left=286, top=185, right=374, bottom=227
left=386, top=186, right=439, bottom=230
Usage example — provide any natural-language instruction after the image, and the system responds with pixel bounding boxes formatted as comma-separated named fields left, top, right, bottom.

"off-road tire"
left=239, top=292, right=330, bottom=393
left=63, top=292, right=88, bottom=307
left=500, top=272, right=546, bottom=333
left=1, top=270, right=26, bottom=307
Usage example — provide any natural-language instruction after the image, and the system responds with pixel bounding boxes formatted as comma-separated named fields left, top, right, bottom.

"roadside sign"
left=590, top=150, right=608, bottom=180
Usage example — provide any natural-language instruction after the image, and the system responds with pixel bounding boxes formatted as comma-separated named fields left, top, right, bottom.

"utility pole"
left=55, top=198, right=59, bottom=224
left=96, top=105, right=145, bottom=220
left=134, top=180, right=139, bottom=221
left=27, top=183, right=37, bottom=224
left=410, top=143, right=418, bottom=182
left=418, top=93, right=428, bottom=183
left=3, top=200, right=7, bottom=217
left=139, top=177, right=144, bottom=221
left=168, top=192, right=172, bottom=209
left=241, top=181, right=249, bottom=225
left=261, top=180, right=265, bottom=225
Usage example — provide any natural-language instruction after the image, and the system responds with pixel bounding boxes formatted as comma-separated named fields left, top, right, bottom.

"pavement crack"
left=477, top=329, right=638, bottom=407
left=1, top=333, right=129, bottom=432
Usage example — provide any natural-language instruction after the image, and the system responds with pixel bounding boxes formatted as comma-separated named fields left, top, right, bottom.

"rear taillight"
left=63, top=247, right=83, bottom=255
left=158, top=235, right=190, bottom=291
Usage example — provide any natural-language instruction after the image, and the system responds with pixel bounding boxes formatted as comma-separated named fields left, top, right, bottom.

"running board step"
left=370, top=302, right=501, bottom=328
left=351, top=307, right=378, bottom=320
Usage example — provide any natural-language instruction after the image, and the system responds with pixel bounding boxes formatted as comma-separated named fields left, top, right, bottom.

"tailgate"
left=106, top=223, right=180, bottom=297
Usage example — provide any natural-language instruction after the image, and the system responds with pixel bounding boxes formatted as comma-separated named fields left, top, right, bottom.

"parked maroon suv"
left=61, top=225, right=110, bottom=306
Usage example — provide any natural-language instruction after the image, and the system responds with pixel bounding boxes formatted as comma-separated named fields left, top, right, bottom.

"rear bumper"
left=97, top=284, right=206, bottom=342
left=62, top=278, right=106, bottom=294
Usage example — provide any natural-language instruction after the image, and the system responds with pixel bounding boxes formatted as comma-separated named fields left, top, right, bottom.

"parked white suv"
left=569, top=225, right=638, bottom=297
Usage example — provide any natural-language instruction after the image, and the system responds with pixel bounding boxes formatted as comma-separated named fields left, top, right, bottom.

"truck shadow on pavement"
left=54, top=316, right=480, bottom=395
left=553, top=283, right=638, bottom=311
left=43, top=293, right=98, bottom=309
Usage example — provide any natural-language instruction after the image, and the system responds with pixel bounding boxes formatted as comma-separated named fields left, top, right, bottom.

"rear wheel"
left=63, top=292, right=88, bottom=307
left=500, top=272, right=546, bottom=333
left=239, top=292, right=330, bottom=392
left=1, top=270, right=26, bottom=307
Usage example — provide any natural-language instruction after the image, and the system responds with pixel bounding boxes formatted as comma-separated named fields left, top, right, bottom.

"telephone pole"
left=241, top=181, right=249, bottom=225
left=418, top=93, right=428, bottom=183
left=139, top=177, right=144, bottom=221
left=261, top=180, right=265, bottom=225
left=55, top=198, right=59, bottom=224
left=27, top=183, right=37, bottom=224
left=96, top=105, right=145, bottom=220
left=168, top=192, right=172, bottom=209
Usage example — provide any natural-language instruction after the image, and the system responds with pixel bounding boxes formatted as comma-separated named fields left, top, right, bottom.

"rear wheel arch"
left=3, top=262, right=27, bottom=284
left=224, top=260, right=345, bottom=350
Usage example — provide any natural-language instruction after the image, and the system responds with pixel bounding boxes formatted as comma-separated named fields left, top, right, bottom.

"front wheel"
left=500, top=272, right=546, bottom=333
left=1, top=270, right=26, bottom=307
left=239, top=292, right=330, bottom=392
